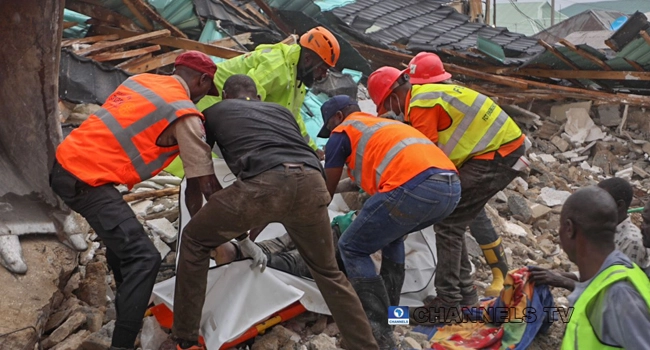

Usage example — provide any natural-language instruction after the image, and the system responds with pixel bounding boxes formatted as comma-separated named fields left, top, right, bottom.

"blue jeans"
left=338, top=174, right=461, bottom=279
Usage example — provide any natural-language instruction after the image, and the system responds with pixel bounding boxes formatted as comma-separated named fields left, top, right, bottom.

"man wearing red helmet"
left=367, top=53, right=529, bottom=312
left=196, top=26, right=341, bottom=153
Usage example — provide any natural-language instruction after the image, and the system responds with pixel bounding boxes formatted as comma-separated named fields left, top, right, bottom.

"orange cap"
left=300, top=26, right=341, bottom=67
left=408, top=52, right=452, bottom=84
left=367, top=66, right=408, bottom=113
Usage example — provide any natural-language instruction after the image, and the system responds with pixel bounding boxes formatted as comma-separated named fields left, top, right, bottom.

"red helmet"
left=408, top=52, right=452, bottom=84
left=367, top=66, right=408, bottom=113
left=300, top=26, right=341, bottom=67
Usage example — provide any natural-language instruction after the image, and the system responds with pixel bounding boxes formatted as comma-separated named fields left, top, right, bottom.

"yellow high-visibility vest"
left=561, top=263, right=650, bottom=349
left=407, top=84, right=522, bottom=167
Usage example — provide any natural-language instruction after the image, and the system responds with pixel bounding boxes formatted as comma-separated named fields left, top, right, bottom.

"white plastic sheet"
left=155, top=158, right=441, bottom=349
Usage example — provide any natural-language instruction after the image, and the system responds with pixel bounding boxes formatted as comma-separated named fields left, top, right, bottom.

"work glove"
left=239, top=237, right=267, bottom=272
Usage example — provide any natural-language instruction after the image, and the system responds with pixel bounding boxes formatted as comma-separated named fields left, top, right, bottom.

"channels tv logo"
left=388, top=306, right=409, bottom=325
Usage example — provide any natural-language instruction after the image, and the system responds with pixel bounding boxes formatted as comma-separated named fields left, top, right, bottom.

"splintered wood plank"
left=115, top=53, right=153, bottom=68
left=558, top=39, right=611, bottom=70
left=122, top=0, right=154, bottom=31
left=89, top=45, right=161, bottom=62
left=209, top=33, right=252, bottom=49
left=244, top=3, right=270, bottom=25
left=74, top=29, right=170, bottom=57
left=63, top=21, right=78, bottom=29
left=93, top=26, right=245, bottom=58
left=121, top=50, right=185, bottom=74
left=65, top=0, right=144, bottom=32
left=126, top=0, right=187, bottom=38
left=61, top=34, right=119, bottom=47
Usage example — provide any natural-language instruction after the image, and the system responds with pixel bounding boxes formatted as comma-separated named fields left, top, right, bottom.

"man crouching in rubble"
left=50, top=51, right=221, bottom=350
left=169, top=75, right=379, bottom=350
left=318, top=95, right=461, bottom=349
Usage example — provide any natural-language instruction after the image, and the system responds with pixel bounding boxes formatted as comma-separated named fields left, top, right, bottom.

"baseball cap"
left=174, top=51, right=219, bottom=96
left=317, top=95, right=358, bottom=138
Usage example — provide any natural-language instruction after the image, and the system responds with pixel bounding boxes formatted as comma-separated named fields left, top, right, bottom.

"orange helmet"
left=408, top=52, right=452, bottom=84
left=367, top=66, right=408, bottom=113
left=300, top=26, right=341, bottom=67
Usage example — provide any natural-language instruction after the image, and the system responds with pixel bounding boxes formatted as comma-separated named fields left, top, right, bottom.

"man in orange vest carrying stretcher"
left=318, top=95, right=461, bottom=349
left=49, top=51, right=221, bottom=350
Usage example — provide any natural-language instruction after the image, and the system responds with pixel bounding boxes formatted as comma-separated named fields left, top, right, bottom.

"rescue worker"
left=49, top=51, right=220, bottom=350
left=559, top=186, right=650, bottom=349
left=197, top=26, right=341, bottom=152
left=367, top=53, right=528, bottom=308
left=171, top=76, right=379, bottom=350
left=318, top=95, right=461, bottom=348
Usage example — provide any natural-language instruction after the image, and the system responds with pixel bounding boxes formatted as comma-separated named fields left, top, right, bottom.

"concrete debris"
left=68, top=103, right=101, bottom=123
left=76, top=261, right=107, bottom=308
left=149, top=175, right=182, bottom=186
left=146, top=218, right=178, bottom=243
left=405, top=331, right=430, bottom=344
left=538, top=154, right=557, bottom=164
left=642, top=142, right=650, bottom=155
left=550, top=101, right=592, bottom=123
left=615, top=167, right=634, bottom=181
left=538, top=187, right=572, bottom=207
left=465, top=232, right=482, bottom=258
left=141, top=316, right=168, bottom=350
left=130, top=199, right=153, bottom=217
left=551, top=136, right=570, bottom=152
left=580, top=161, right=602, bottom=174
left=252, top=325, right=301, bottom=350
left=323, top=322, right=340, bottom=337
left=597, top=105, right=621, bottom=127
left=307, top=333, right=337, bottom=350
left=508, top=194, right=533, bottom=223
left=134, top=180, right=166, bottom=190
left=81, top=320, right=114, bottom=350
left=310, top=316, right=328, bottom=335
left=633, top=165, right=650, bottom=178
left=565, top=108, right=606, bottom=144
left=152, top=234, right=171, bottom=260
left=80, top=241, right=101, bottom=265
left=42, top=311, right=86, bottom=348
left=402, top=337, right=423, bottom=349
left=495, top=191, right=508, bottom=203
left=530, top=203, right=552, bottom=221
left=503, top=221, right=528, bottom=237
left=50, top=329, right=90, bottom=350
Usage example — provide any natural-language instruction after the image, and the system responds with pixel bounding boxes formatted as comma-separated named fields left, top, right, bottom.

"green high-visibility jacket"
left=197, top=43, right=317, bottom=150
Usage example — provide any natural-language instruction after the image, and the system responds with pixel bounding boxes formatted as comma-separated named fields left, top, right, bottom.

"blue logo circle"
left=393, top=307, right=404, bottom=318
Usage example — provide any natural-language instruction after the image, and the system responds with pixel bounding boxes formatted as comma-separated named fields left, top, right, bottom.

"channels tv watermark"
left=388, top=306, right=410, bottom=325
left=410, top=306, right=574, bottom=324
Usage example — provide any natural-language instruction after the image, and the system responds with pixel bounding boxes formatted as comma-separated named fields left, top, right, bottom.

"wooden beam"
left=624, top=58, right=645, bottom=72
left=444, top=63, right=530, bottom=89
left=122, top=0, right=154, bottom=31
left=63, top=21, right=78, bottom=29
left=558, top=39, right=611, bottom=70
left=123, top=187, right=179, bottom=202
left=61, top=34, right=119, bottom=47
left=209, top=33, right=253, bottom=49
left=244, top=3, right=270, bottom=26
left=93, top=26, right=246, bottom=59
left=506, top=68, right=650, bottom=81
left=89, top=45, right=161, bottom=62
left=126, top=0, right=187, bottom=38
left=252, top=0, right=290, bottom=35
left=65, top=0, right=143, bottom=32
left=281, top=34, right=299, bottom=45
left=121, top=49, right=185, bottom=74
left=538, top=39, right=580, bottom=70
left=641, top=31, right=650, bottom=46
left=75, top=29, right=170, bottom=56
left=115, top=52, right=153, bottom=68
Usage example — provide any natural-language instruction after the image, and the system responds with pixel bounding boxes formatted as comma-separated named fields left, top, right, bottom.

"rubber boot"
left=349, top=277, right=397, bottom=350
left=480, top=237, right=508, bottom=297
left=379, top=258, right=405, bottom=307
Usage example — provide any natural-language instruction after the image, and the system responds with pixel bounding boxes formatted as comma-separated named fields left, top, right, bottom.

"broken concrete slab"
left=152, top=234, right=171, bottom=260
left=0, top=238, right=77, bottom=350
left=550, top=101, right=592, bottom=123
left=307, top=333, right=337, bottom=350
left=81, top=320, right=114, bottom=350
left=538, top=187, right=572, bottom=207
left=130, top=199, right=153, bottom=217
left=508, top=194, right=532, bottom=223
left=592, top=148, right=618, bottom=175
left=535, top=122, right=561, bottom=140
left=42, top=311, right=86, bottom=348
left=597, top=105, right=621, bottom=127
left=538, top=154, right=557, bottom=164
left=551, top=136, right=570, bottom=152
left=530, top=203, right=552, bottom=221
left=615, top=167, right=634, bottom=181
left=51, top=329, right=90, bottom=350
left=80, top=241, right=100, bottom=266
left=580, top=161, right=603, bottom=174
left=503, top=221, right=528, bottom=237
left=145, top=218, right=178, bottom=243
left=633, top=165, right=650, bottom=178
left=76, top=261, right=107, bottom=308
left=565, top=108, right=606, bottom=144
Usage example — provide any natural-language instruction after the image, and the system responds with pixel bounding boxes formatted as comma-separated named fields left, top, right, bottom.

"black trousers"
left=50, top=161, right=161, bottom=349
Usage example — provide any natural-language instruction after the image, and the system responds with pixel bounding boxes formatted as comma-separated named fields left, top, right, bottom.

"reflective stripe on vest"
left=561, top=263, right=650, bottom=350
left=335, top=113, right=456, bottom=195
left=95, top=78, right=197, bottom=182
left=342, top=119, right=398, bottom=185
left=408, top=84, right=522, bottom=166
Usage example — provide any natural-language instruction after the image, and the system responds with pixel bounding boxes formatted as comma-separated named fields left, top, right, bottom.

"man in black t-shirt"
left=171, top=75, right=379, bottom=350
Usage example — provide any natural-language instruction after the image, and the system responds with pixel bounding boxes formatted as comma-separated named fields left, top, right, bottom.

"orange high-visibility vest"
left=56, top=74, right=203, bottom=188
left=332, top=112, right=457, bottom=195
